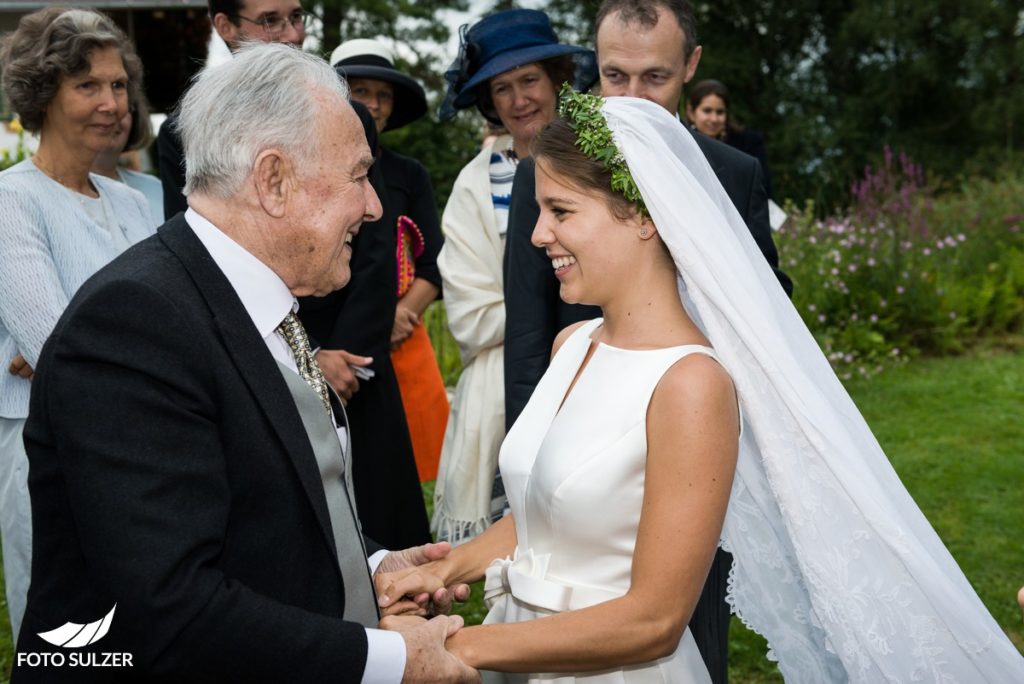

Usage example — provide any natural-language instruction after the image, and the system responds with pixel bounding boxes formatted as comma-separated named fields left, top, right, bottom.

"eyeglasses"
left=232, top=9, right=309, bottom=37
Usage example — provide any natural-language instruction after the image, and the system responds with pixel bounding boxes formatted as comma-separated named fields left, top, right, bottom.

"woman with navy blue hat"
left=432, top=9, right=596, bottom=544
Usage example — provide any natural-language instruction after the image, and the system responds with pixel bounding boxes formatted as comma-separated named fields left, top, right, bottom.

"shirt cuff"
left=360, top=628, right=406, bottom=684
left=368, top=548, right=389, bottom=574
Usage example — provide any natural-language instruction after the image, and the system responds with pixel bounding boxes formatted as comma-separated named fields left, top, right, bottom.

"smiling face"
left=532, top=158, right=645, bottom=306
left=348, top=77, right=394, bottom=133
left=488, top=63, right=558, bottom=155
left=283, top=99, right=382, bottom=296
left=42, top=47, right=129, bottom=158
left=688, top=93, right=727, bottom=138
left=596, top=7, right=701, bottom=114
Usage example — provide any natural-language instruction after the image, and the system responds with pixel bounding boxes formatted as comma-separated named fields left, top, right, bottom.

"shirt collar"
left=185, top=208, right=295, bottom=339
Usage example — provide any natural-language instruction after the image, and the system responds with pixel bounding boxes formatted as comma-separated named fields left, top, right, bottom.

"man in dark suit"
left=15, top=44, right=475, bottom=683
left=502, top=2, right=793, bottom=682
left=158, top=0, right=307, bottom=218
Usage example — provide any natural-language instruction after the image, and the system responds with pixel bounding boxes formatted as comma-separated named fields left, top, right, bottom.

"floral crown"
left=557, top=84, right=648, bottom=218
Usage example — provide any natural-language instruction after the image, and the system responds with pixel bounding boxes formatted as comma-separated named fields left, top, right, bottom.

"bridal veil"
left=600, top=96, right=1024, bottom=682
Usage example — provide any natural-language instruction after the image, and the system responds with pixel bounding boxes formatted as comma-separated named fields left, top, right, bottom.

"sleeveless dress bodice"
left=483, top=319, right=715, bottom=683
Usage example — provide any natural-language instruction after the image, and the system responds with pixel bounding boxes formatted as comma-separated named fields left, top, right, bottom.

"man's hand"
left=315, top=349, right=372, bottom=404
left=376, top=542, right=471, bottom=617
left=8, top=354, right=33, bottom=380
left=380, top=614, right=479, bottom=683
left=391, top=306, right=418, bottom=348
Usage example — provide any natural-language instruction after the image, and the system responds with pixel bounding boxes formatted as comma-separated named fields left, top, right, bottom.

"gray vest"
left=276, top=362, right=379, bottom=627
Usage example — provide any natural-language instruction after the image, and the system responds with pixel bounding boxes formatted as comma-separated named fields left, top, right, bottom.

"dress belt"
left=484, top=548, right=621, bottom=613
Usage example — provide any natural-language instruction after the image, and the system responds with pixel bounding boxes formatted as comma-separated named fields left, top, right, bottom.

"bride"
left=378, top=93, right=1024, bottom=682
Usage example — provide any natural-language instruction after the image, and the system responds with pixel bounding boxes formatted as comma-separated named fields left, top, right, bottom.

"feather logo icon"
left=37, top=604, right=116, bottom=648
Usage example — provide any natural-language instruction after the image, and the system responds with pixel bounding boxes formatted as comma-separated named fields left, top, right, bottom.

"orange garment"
left=391, top=323, right=448, bottom=482
left=393, top=215, right=447, bottom=481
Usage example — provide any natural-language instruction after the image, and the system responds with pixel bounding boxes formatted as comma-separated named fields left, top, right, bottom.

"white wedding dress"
left=483, top=318, right=713, bottom=683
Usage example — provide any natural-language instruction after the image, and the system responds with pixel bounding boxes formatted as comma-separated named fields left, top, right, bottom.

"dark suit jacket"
left=156, top=111, right=188, bottom=219
left=724, top=127, right=773, bottom=200
left=503, top=135, right=793, bottom=431
left=15, top=216, right=378, bottom=682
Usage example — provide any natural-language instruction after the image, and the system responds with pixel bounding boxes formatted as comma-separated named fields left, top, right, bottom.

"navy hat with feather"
left=439, top=9, right=596, bottom=122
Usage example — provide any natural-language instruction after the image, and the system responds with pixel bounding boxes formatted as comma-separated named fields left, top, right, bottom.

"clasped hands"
left=8, top=353, right=33, bottom=380
left=376, top=541, right=477, bottom=683
left=376, top=540, right=467, bottom=618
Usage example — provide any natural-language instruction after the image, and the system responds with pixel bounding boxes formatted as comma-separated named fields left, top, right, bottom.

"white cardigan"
left=0, top=160, right=155, bottom=418
left=433, top=136, right=511, bottom=541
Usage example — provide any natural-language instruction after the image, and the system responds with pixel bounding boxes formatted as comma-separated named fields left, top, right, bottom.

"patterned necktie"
left=277, top=311, right=333, bottom=419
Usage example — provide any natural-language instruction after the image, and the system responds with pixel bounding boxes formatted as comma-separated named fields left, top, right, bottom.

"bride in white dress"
left=378, top=94, right=1024, bottom=683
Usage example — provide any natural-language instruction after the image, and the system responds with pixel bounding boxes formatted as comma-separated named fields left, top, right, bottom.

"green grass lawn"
left=0, top=349, right=1021, bottom=682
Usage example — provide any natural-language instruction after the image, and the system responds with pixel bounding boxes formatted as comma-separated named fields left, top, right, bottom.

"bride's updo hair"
left=532, top=117, right=638, bottom=221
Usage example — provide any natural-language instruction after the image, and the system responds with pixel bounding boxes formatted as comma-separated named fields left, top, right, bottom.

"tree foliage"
left=691, top=0, right=1022, bottom=211
left=313, top=1, right=1022, bottom=214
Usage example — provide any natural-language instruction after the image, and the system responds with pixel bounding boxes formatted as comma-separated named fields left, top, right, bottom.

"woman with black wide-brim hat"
left=329, top=38, right=450, bottom=487
left=432, top=9, right=596, bottom=544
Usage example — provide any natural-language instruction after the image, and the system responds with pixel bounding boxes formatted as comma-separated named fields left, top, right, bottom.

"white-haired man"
left=16, top=44, right=476, bottom=683
left=158, top=0, right=307, bottom=219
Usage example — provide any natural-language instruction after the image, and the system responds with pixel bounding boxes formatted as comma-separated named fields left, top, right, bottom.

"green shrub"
left=777, top=150, right=1024, bottom=378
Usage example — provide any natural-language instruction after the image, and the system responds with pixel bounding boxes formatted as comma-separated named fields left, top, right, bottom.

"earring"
left=639, top=228, right=648, bottom=237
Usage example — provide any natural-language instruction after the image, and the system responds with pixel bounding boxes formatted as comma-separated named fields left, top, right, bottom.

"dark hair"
left=687, top=78, right=728, bottom=110
left=686, top=78, right=742, bottom=135
left=0, top=7, right=146, bottom=134
left=595, top=0, right=698, bottom=60
left=123, top=90, right=152, bottom=152
left=476, top=54, right=575, bottom=126
left=532, top=116, right=637, bottom=221
left=207, top=1, right=243, bottom=21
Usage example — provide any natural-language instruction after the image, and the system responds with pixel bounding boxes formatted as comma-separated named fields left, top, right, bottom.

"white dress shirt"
left=186, top=209, right=404, bottom=684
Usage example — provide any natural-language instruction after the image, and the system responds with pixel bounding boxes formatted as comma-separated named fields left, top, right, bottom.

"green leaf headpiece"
left=557, top=84, right=648, bottom=218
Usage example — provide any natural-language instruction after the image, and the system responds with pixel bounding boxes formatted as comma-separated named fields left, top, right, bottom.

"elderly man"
left=161, top=0, right=427, bottom=548
left=501, top=1, right=794, bottom=682
left=15, top=44, right=475, bottom=683
left=158, top=0, right=307, bottom=218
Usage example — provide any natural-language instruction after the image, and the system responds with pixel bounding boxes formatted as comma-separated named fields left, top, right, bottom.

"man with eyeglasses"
left=157, top=1, right=307, bottom=220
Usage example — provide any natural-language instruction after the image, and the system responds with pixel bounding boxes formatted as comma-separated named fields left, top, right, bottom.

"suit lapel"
left=157, top=216, right=344, bottom=576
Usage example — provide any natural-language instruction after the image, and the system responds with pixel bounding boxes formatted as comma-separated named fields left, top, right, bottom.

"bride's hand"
left=374, top=541, right=470, bottom=616
left=376, top=561, right=465, bottom=617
